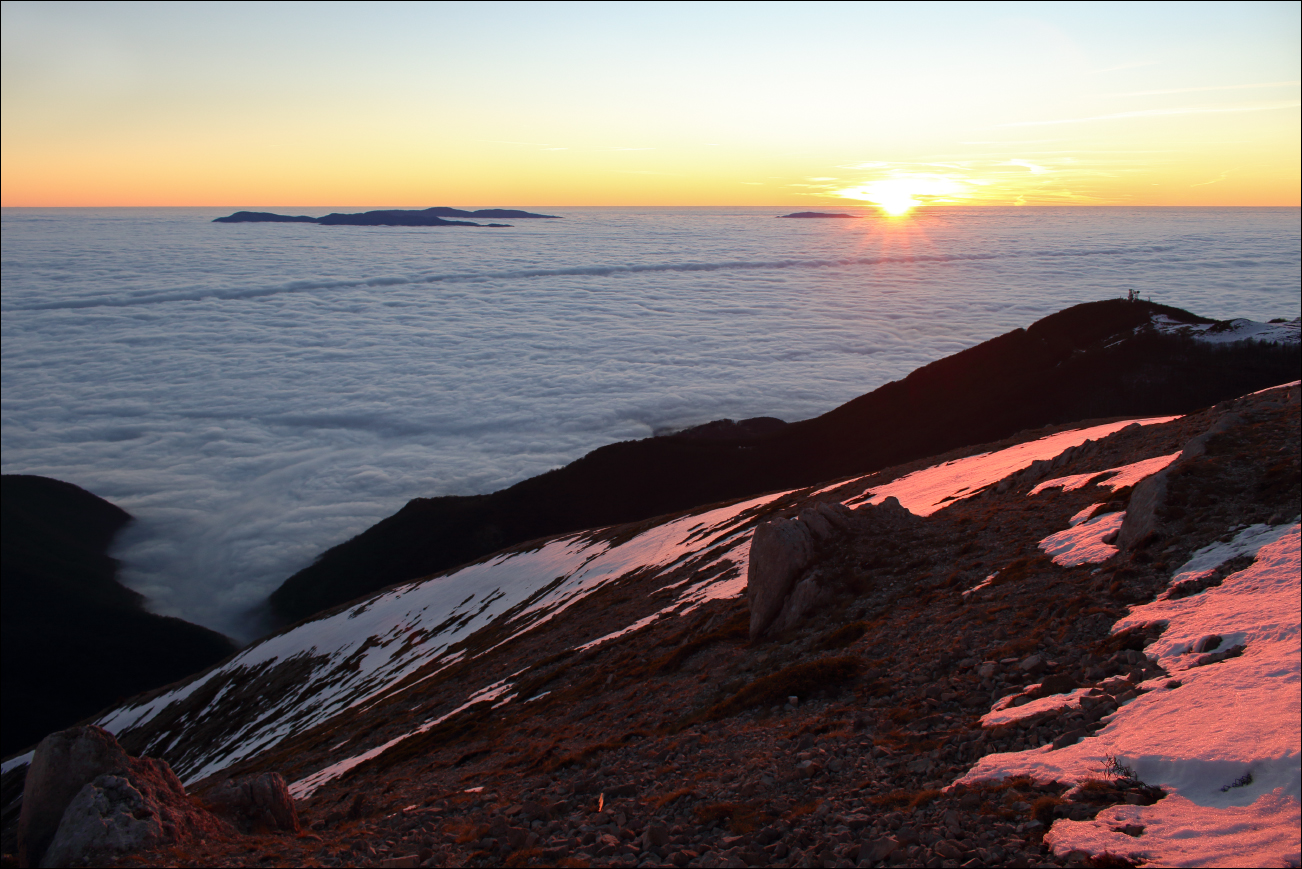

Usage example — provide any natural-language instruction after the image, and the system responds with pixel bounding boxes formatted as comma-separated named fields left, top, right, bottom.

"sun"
left=873, top=188, right=920, bottom=216
left=835, top=174, right=966, bottom=216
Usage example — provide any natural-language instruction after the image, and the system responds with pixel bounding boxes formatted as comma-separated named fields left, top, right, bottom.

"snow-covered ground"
left=1153, top=315, right=1301, bottom=346
left=958, top=522, right=1301, bottom=869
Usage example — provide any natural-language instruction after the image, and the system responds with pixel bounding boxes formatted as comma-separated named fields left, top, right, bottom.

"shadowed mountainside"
left=0, top=476, right=236, bottom=756
left=269, top=299, right=1300, bottom=626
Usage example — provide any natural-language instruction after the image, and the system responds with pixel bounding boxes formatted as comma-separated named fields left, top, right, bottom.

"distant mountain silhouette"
left=779, top=212, right=860, bottom=218
left=211, top=211, right=317, bottom=223
left=1, top=476, right=235, bottom=756
left=268, top=299, right=1300, bottom=626
left=213, top=207, right=559, bottom=226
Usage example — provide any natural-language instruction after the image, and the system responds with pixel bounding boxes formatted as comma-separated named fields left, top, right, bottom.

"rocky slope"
left=0, top=476, right=236, bottom=757
left=269, top=300, right=1300, bottom=627
left=3, top=374, right=1296, bottom=868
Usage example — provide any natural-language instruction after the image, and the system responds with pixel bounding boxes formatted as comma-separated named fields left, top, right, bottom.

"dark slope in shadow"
left=1, top=476, right=236, bottom=757
left=269, top=299, right=1299, bottom=626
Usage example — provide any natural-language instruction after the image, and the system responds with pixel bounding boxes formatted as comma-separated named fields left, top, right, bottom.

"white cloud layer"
left=2, top=207, right=1298, bottom=640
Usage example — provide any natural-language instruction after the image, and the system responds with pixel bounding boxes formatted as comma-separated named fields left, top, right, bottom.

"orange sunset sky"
left=2, top=1, right=1299, bottom=209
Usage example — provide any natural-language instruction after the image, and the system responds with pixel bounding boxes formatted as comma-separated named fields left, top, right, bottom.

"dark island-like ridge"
left=213, top=207, right=559, bottom=226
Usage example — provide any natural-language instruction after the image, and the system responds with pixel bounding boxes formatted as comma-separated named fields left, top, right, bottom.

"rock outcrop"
left=748, top=501, right=860, bottom=638
left=206, top=772, right=300, bottom=834
left=747, top=516, right=815, bottom=639
left=17, top=725, right=129, bottom=867
left=1116, top=411, right=1244, bottom=549
left=17, top=726, right=240, bottom=867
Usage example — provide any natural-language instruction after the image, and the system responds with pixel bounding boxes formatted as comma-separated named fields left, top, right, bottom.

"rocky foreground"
left=4, top=379, right=1297, bottom=868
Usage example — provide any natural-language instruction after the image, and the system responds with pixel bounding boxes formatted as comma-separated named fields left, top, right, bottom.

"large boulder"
left=206, top=772, right=300, bottom=833
left=17, top=726, right=236, bottom=867
left=17, top=725, right=130, bottom=867
left=747, top=517, right=815, bottom=639
left=41, top=774, right=167, bottom=868
left=768, top=570, right=835, bottom=636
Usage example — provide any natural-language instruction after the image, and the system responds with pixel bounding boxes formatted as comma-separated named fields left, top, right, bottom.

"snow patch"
left=955, top=524, right=1302, bottom=869
left=1030, top=451, right=1181, bottom=496
left=841, top=417, right=1178, bottom=515
left=1069, top=504, right=1102, bottom=526
left=963, top=573, right=997, bottom=597
left=1153, top=314, right=1300, bottom=346
left=289, top=671, right=524, bottom=800
left=981, top=687, right=1097, bottom=728
left=1, top=752, right=33, bottom=775
left=1249, top=379, right=1301, bottom=396
left=1038, top=511, right=1126, bottom=567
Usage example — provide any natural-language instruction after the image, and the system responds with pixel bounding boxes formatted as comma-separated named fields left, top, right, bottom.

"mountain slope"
left=270, top=300, right=1300, bottom=626
left=0, top=476, right=237, bottom=756
left=6, top=379, right=1294, bottom=868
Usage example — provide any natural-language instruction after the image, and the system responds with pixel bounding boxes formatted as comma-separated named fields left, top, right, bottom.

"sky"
left=2, top=1, right=1299, bottom=207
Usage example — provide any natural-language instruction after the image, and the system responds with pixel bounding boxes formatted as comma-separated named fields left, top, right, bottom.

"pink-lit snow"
left=981, top=686, right=1098, bottom=728
left=841, top=417, right=1178, bottom=516
left=956, top=523, right=1302, bottom=868
left=1030, top=451, right=1181, bottom=496
left=1038, top=511, right=1126, bottom=567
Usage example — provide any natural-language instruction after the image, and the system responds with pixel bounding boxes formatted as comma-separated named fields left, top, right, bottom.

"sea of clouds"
left=2, top=206, right=1297, bottom=640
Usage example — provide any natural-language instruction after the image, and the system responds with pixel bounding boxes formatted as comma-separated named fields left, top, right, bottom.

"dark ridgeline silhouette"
left=268, top=299, right=1300, bottom=627
left=1, top=476, right=235, bottom=757
left=778, top=212, right=861, bottom=218
left=211, top=211, right=318, bottom=223
left=212, top=207, right=560, bottom=226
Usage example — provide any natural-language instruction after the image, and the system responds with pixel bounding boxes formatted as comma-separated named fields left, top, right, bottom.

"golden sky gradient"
left=3, top=2, right=1299, bottom=208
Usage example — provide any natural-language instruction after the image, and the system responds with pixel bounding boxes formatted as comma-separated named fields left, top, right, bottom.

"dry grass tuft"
left=1033, top=795, right=1064, bottom=825
left=690, top=656, right=863, bottom=724
left=504, top=847, right=546, bottom=867
left=653, top=787, right=696, bottom=809
left=814, top=621, right=868, bottom=651
left=653, top=611, right=749, bottom=674
left=866, top=788, right=940, bottom=810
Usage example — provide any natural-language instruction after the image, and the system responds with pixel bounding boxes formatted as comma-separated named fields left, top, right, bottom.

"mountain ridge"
left=268, top=299, right=1300, bottom=627
left=5, top=375, right=1295, bottom=869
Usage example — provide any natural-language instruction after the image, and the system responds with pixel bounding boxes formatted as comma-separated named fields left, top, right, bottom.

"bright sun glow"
left=837, top=175, right=968, bottom=216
